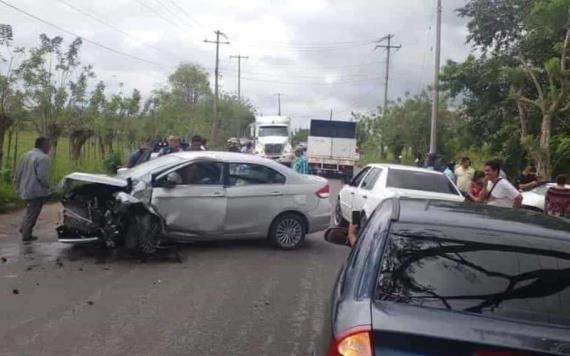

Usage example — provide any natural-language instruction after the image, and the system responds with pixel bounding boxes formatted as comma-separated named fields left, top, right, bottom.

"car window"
left=121, top=155, right=184, bottom=181
left=350, top=167, right=371, bottom=187
left=228, top=163, right=286, bottom=186
left=376, top=232, right=570, bottom=328
left=361, top=168, right=382, bottom=191
left=176, top=162, right=223, bottom=185
left=386, top=169, right=457, bottom=194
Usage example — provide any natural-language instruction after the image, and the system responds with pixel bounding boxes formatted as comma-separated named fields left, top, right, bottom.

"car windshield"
left=259, top=126, right=288, bottom=137
left=532, top=184, right=550, bottom=196
left=376, top=232, right=570, bottom=327
left=386, top=169, right=457, bottom=195
left=118, top=155, right=185, bottom=181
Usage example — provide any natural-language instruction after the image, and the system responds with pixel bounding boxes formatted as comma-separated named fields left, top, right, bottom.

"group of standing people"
left=127, top=135, right=207, bottom=168
left=451, top=156, right=569, bottom=216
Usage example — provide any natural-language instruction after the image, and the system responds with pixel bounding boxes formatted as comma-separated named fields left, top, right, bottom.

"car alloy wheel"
left=274, top=217, right=304, bottom=249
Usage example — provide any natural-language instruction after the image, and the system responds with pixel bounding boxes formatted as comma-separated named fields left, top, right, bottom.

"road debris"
left=1, top=257, right=7, bottom=263
left=87, top=300, right=94, bottom=306
left=12, top=289, right=19, bottom=295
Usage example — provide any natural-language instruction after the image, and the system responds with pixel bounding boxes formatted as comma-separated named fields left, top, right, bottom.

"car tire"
left=334, top=198, right=349, bottom=228
left=125, top=213, right=161, bottom=256
left=269, top=213, right=306, bottom=250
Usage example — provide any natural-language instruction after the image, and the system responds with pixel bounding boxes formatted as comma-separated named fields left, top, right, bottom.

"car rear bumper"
left=307, top=199, right=332, bottom=233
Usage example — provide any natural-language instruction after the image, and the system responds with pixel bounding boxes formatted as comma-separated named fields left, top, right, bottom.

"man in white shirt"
left=480, top=159, right=522, bottom=208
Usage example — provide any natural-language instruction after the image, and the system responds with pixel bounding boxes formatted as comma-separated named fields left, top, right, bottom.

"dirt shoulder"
left=0, top=203, right=60, bottom=243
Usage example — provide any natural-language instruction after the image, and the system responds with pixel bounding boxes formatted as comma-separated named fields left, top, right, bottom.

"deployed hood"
left=60, top=173, right=127, bottom=194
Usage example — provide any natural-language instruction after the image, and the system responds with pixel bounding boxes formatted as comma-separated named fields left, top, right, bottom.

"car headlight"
left=283, top=144, right=292, bottom=154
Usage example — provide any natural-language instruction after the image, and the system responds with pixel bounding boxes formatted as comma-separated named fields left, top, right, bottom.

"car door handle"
left=362, top=195, right=368, bottom=199
left=350, top=192, right=355, bottom=195
left=209, top=191, right=225, bottom=197
left=271, top=191, right=283, bottom=196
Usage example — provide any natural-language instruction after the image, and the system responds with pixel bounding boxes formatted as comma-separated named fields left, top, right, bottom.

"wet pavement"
left=0, top=179, right=348, bottom=356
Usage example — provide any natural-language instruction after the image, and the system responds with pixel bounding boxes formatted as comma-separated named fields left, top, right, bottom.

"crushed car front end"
left=56, top=173, right=162, bottom=253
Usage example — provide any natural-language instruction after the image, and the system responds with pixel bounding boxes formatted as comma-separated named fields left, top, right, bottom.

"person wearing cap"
left=158, top=135, right=184, bottom=156
left=293, top=146, right=309, bottom=174
left=226, top=137, right=241, bottom=152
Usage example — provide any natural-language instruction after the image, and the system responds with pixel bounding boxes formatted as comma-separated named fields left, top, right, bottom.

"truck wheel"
left=334, top=199, right=349, bottom=227
left=269, top=213, right=306, bottom=250
left=125, top=213, right=161, bottom=256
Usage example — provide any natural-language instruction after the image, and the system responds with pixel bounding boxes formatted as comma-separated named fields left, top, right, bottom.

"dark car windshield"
left=259, top=126, right=288, bottom=137
left=376, top=232, right=570, bottom=327
left=118, top=155, right=185, bottom=181
left=387, top=169, right=457, bottom=195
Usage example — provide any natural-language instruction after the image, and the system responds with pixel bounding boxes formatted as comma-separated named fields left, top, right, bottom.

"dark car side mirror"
left=324, top=227, right=350, bottom=247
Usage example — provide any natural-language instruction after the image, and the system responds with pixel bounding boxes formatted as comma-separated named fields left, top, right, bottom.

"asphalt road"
left=0, top=178, right=349, bottom=356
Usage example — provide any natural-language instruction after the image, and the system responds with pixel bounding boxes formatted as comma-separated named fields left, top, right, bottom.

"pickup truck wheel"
left=126, top=213, right=161, bottom=256
left=269, top=213, right=306, bottom=250
left=334, top=199, right=349, bottom=227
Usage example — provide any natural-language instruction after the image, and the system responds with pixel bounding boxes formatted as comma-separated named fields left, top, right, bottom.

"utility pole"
left=276, top=93, right=282, bottom=115
left=204, top=30, right=230, bottom=141
left=229, top=54, right=249, bottom=101
left=430, top=0, right=442, bottom=154
left=375, top=34, right=401, bottom=115
left=329, top=109, right=333, bottom=121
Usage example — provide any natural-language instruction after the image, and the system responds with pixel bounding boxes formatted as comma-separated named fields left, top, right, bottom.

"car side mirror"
left=324, top=227, right=349, bottom=247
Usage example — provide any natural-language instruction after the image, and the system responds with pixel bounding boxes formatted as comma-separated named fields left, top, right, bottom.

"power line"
left=54, top=0, right=184, bottom=62
left=375, top=34, right=402, bottom=115
left=0, top=0, right=166, bottom=67
left=138, top=0, right=193, bottom=33
left=204, top=30, right=230, bottom=140
left=240, top=76, right=385, bottom=86
left=166, top=0, right=209, bottom=32
left=229, top=54, right=249, bottom=101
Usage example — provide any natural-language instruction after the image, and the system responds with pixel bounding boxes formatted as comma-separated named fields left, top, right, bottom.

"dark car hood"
left=372, top=301, right=570, bottom=355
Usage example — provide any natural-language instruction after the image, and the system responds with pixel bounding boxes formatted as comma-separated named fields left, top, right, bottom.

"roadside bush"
left=103, top=152, right=122, bottom=174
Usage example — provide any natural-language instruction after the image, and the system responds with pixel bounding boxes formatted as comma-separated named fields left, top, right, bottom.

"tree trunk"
left=5, top=127, right=12, bottom=171
left=0, top=113, right=9, bottom=171
left=538, top=114, right=553, bottom=179
left=69, top=129, right=91, bottom=162
left=516, top=96, right=528, bottom=140
left=12, top=129, right=18, bottom=173
left=98, top=136, right=106, bottom=158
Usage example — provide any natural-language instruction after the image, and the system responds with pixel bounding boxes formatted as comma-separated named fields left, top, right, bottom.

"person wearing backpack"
left=480, top=159, right=522, bottom=209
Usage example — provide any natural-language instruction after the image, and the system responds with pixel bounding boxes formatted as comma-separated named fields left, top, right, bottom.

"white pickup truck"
left=307, top=119, right=358, bottom=182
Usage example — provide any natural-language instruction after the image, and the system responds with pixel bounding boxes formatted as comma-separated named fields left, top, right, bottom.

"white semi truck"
left=253, top=115, right=294, bottom=166
left=307, top=119, right=359, bottom=182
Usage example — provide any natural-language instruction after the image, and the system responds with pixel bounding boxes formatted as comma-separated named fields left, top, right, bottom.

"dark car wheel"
left=334, top=198, right=349, bottom=227
left=125, top=213, right=161, bottom=256
left=269, top=213, right=306, bottom=250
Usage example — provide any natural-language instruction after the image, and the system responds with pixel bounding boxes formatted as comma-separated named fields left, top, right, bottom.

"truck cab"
left=254, top=115, right=294, bottom=166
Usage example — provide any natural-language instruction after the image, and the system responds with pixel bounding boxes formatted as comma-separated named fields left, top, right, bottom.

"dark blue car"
left=321, top=198, right=570, bottom=356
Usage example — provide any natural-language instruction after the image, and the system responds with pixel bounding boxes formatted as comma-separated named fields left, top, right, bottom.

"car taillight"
left=316, top=183, right=330, bottom=198
left=329, top=326, right=373, bottom=356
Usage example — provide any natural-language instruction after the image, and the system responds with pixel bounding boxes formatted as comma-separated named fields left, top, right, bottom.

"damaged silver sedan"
left=57, top=152, right=332, bottom=254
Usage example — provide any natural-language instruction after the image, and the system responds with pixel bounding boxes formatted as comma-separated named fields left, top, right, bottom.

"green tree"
left=17, top=34, right=87, bottom=156
left=445, top=0, right=570, bottom=177
left=0, top=24, right=24, bottom=170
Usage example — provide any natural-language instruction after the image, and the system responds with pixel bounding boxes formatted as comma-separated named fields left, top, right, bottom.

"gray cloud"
left=0, top=0, right=472, bottom=129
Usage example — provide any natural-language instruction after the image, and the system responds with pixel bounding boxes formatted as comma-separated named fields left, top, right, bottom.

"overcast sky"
left=1, top=0, right=471, bottom=129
